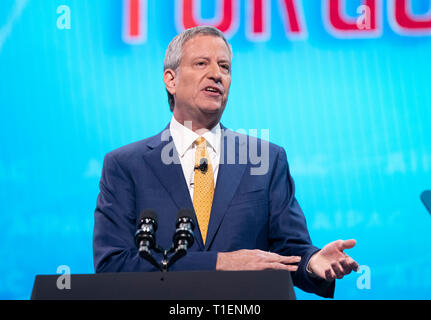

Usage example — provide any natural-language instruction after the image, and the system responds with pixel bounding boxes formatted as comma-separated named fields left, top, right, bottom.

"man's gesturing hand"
left=216, top=249, right=301, bottom=271
left=307, top=239, right=359, bottom=281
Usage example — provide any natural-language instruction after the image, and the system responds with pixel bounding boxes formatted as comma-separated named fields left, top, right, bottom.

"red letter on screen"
left=389, top=0, right=431, bottom=35
left=123, top=0, right=147, bottom=44
left=177, top=0, right=238, bottom=36
left=247, top=0, right=270, bottom=40
left=324, top=0, right=382, bottom=38
left=279, top=0, right=307, bottom=39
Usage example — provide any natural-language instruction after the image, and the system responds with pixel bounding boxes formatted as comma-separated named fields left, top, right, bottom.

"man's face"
left=167, top=35, right=232, bottom=123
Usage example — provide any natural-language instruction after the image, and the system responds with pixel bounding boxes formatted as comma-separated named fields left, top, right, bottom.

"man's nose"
left=207, top=63, right=222, bottom=83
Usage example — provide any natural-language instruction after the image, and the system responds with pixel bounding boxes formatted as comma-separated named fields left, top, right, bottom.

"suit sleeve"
left=93, top=152, right=218, bottom=273
left=93, top=152, right=164, bottom=272
left=268, top=147, right=335, bottom=298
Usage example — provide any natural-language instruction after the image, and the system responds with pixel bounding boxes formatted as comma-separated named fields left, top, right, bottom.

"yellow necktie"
left=192, top=137, right=214, bottom=245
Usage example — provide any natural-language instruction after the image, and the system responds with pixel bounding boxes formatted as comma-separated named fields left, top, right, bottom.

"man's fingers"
left=264, top=262, right=298, bottom=272
left=340, top=256, right=359, bottom=272
left=257, top=251, right=301, bottom=265
left=349, top=259, right=360, bottom=272
left=254, top=251, right=301, bottom=271
left=339, top=259, right=353, bottom=275
left=333, top=257, right=360, bottom=279
left=218, top=250, right=301, bottom=271
left=331, top=262, right=345, bottom=279
left=325, top=268, right=335, bottom=282
left=278, top=255, right=301, bottom=265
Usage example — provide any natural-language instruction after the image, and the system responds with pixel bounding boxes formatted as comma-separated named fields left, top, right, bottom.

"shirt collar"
left=169, top=116, right=221, bottom=158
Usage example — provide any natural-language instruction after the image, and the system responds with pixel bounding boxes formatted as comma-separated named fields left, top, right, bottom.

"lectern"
left=31, top=270, right=296, bottom=300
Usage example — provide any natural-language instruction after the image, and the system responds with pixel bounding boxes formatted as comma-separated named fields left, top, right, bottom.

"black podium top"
left=31, top=270, right=296, bottom=300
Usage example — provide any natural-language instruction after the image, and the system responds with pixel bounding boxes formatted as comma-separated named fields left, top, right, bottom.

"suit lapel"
left=142, top=126, right=205, bottom=249
left=205, top=127, right=247, bottom=250
left=142, top=124, right=248, bottom=251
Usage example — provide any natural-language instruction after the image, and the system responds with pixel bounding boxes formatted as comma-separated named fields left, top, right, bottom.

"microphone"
left=173, top=208, right=195, bottom=251
left=135, top=209, right=162, bottom=270
left=194, top=158, right=208, bottom=173
left=165, top=209, right=196, bottom=269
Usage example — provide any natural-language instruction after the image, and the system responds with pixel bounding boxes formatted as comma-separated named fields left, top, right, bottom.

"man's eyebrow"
left=192, top=56, right=231, bottom=64
left=218, top=59, right=231, bottom=64
left=192, top=56, right=210, bottom=61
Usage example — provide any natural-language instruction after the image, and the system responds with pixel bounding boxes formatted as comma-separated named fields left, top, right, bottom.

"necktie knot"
left=195, top=137, right=206, bottom=148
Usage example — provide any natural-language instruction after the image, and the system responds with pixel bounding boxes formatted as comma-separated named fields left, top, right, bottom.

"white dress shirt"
left=169, top=116, right=222, bottom=200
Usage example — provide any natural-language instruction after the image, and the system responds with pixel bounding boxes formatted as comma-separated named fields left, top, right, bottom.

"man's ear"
left=163, top=69, right=176, bottom=96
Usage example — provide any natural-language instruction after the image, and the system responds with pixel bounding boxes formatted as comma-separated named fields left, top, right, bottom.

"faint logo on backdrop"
left=0, top=0, right=29, bottom=52
left=84, top=159, right=102, bottom=179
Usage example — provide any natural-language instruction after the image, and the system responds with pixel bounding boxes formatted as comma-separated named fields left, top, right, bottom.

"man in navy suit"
left=93, top=26, right=359, bottom=298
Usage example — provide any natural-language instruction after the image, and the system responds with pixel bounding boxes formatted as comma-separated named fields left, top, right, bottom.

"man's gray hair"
left=164, top=26, right=233, bottom=111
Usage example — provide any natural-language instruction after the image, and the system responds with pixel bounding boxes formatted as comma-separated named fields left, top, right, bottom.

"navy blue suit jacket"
left=93, top=124, right=335, bottom=298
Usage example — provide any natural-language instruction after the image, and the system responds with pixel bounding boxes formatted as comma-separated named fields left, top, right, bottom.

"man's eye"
left=196, top=61, right=206, bottom=66
left=221, top=65, right=230, bottom=72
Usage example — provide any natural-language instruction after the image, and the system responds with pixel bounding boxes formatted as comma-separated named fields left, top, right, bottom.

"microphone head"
left=176, top=208, right=194, bottom=219
left=176, top=208, right=195, bottom=229
left=135, top=209, right=158, bottom=249
left=139, top=209, right=157, bottom=220
left=174, top=209, right=195, bottom=248
left=138, top=209, right=158, bottom=229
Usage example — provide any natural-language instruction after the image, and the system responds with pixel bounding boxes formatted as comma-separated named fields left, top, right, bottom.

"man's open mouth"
left=203, top=86, right=223, bottom=95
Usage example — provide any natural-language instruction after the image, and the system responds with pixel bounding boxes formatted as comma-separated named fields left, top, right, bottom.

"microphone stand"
left=142, top=243, right=189, bottom=272
left=138, top=241, right=164, bottom=272
left=161, top=249, right=169, bottom=272
left=137, top=211, right=195, bottom=272
left=166, top=242, right=188, bottom=270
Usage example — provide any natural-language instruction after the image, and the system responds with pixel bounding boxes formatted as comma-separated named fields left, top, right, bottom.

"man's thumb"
left=341, top=239, right=356, bottom=250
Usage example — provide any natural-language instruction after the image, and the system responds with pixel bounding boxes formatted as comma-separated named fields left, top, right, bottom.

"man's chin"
left=199, top=104, right=223, bottom=115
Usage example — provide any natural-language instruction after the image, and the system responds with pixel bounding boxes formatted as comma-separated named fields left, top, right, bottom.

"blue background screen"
left=0, top=0, right=430, bottom=299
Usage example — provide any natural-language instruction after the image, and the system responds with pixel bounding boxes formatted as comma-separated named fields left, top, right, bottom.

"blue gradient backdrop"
left=0, top=0, right=430, bottom=299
